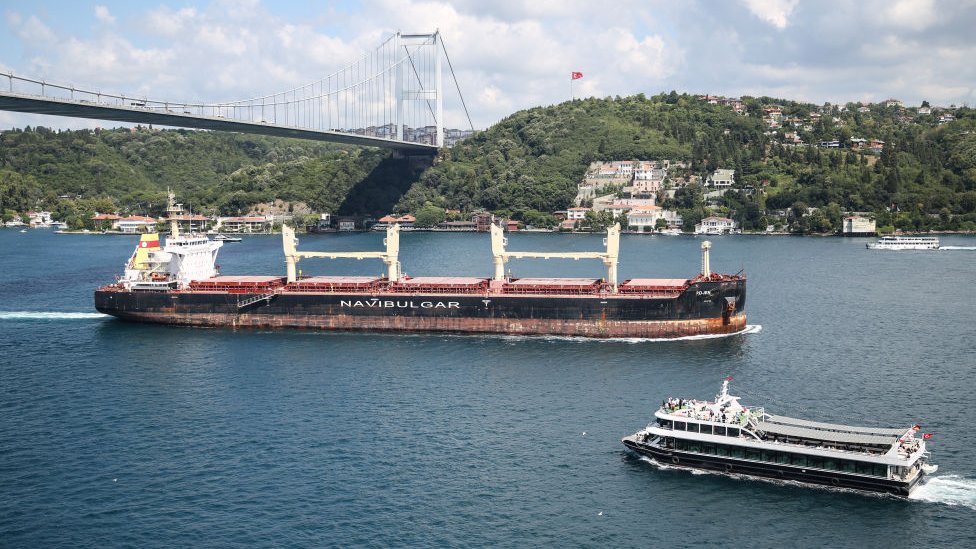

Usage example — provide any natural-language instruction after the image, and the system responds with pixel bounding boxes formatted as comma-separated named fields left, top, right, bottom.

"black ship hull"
left=95, top=279, right=747, bottom=338
left=622, top=438, right=924, bottom=497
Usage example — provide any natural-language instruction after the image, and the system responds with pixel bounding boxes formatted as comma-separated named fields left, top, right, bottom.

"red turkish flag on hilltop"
left=571, top=71, right=583, bottom=80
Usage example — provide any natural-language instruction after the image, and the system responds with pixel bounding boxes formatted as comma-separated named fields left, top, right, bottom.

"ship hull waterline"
left=622, top=437, right=924, bottom=497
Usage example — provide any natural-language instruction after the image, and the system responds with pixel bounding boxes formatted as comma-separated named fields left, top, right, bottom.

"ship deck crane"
left=282, top=224, right=401, bottom=283
left=491, top=223, right=621, bottom=292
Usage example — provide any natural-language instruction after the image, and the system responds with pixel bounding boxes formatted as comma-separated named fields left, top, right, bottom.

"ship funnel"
left=701, top=240, right=712, bottom=277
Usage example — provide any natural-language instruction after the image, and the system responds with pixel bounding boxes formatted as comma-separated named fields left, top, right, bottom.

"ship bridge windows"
left=674, top=421, right=686, bottom=431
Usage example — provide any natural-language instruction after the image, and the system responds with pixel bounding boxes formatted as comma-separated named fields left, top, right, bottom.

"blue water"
left=2, top=229, right=975, bottom=547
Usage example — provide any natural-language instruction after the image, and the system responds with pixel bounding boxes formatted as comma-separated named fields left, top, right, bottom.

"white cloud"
left=3, top=0, right=976, bottom=131
left=94, top=6, right=116, bottom=25
left=741, top=0, right=798, bottom=29
left=884, top=0, right=937, bottom=31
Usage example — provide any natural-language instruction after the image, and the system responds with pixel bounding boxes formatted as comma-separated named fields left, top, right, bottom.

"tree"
left=413, top=203, right=446, bottom=227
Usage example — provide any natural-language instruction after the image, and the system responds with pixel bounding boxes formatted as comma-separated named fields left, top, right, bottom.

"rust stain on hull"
left=111, top=311, right=748, bottom=339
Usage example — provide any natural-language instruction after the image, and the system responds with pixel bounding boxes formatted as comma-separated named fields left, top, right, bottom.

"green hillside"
left=3, top=91, right=976, bottom=232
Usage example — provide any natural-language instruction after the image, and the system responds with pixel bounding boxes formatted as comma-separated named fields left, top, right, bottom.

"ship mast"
left=166, top=189, right=183, bottom=239
left=701, top=240, right=711, bottom=277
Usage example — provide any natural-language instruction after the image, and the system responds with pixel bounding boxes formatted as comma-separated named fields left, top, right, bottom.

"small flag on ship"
left=923, top=433, right=933, bottom=440
left=571, top=71, right=583, bottom=80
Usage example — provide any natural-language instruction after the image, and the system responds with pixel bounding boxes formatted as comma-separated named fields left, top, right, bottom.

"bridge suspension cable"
left=0, top=30, right=469, bottom=149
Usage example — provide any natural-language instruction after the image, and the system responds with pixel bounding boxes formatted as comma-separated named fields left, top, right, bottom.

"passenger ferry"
left=622, top=379, right=935, bottom=496
left=866, top=235, right=940, bottom=250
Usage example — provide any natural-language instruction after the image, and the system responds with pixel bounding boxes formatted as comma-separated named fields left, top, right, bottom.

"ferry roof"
left=758, top=415, right=905, bottom=446
left=765, top=414, right=906, bottom=436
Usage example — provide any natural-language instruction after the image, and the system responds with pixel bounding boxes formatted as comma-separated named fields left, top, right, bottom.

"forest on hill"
left=2, top=91, right=976, bottom=232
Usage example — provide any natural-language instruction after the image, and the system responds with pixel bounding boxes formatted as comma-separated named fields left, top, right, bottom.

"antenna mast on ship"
left=166, top=189, right=183, bottom=239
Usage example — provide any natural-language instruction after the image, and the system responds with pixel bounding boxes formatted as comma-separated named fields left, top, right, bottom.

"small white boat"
left=867, top=236, right=939, bottom=250
left=19, top=229, right=28, bottom=233
left=213, top=234, right=242, bottom=242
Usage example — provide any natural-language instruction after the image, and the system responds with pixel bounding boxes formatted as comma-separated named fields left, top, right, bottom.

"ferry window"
left=728, top=428, right=739, bottom=438
left=730, top=447, right=744, bottom=458
left=855, top=462, right=873, bottom=475
left=688, top=443, right=701, bottom=453
left=744, top=448, right=761, bottom=461
left=823, top=459, right=839, bottom=471
left=659, top=420, right=672, bottom=429
left=840, top=460, right=856, bottom=473
left=675, top=440, right=686, bottom=450
left=702, top=444, right=716, bottom=455
left=686, top=423, right=699, bottom=434
left=715, top=426, right=726, bottom=436
left=700, top=424, right=712, bottom=435
left=791, top=454, right=806, bottom=466
left=775, top=452, right=790, bottom=464
left=806, top=456, right=824, bottom=469
left=674, top=421, right=686, bottom=431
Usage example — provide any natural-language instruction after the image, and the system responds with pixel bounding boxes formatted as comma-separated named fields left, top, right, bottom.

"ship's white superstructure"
left=120, top=192, right=222, bottom=290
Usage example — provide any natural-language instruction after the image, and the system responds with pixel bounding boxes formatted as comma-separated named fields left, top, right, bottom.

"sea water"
left=1, top=229, right=975, bottom=547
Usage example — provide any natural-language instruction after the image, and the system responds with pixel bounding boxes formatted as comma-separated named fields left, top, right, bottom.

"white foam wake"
left=0, top=311, right=108, bottom=320
left=939, top=246, right=976, bottom=251
left=909, top=475, right=976, bottom=510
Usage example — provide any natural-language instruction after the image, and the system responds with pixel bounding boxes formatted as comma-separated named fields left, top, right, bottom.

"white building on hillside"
left=566, top=207, right=590, bottom=220
left=627, top=206, right=683, bottom=232
left=694, top=216, right=737, bottom=235
left=707, top=169, right=735, bottom=188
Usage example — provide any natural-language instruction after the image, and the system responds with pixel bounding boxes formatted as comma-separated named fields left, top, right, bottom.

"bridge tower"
left=395, top=31, right=444, bottom=148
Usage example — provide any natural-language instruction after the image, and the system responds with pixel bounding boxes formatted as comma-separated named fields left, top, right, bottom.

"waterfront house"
left=626, top=205, right=683, bottom=232
left=217, top=216, right=272, bottom=233
left=115, top=215, right=158, bottom=234
left=694, top=216, right=737, bottom=235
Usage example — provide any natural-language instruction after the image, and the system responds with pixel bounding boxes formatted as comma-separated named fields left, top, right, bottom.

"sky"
left=2, top=0, right=976, bottom=131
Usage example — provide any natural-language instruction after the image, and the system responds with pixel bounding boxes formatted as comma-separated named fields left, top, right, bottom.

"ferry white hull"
left=623, top=436, right=926, bottom=496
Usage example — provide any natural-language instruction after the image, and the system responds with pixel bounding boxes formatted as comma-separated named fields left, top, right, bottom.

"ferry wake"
left=622, top=379, right=935, bottom=496
left=95, top=193, right=747, bottom=338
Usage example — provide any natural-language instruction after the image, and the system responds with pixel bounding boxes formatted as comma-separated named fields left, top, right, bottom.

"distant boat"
left=213, top=233, right=242, bottom=242
left=20, top=229, right=28, bottom=233
left=867, top=236, right=939, bottom=250
left=658, top=228, right=682, bottom=236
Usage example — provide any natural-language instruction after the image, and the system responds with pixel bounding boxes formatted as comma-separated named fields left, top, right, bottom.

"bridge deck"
left=0, top=92, right=438, bottom=153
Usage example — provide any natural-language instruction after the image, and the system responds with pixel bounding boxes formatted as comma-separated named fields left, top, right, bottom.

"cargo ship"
left=95, top=194, right=746, bottom=338
left=622, top=379, right=936, bottom=496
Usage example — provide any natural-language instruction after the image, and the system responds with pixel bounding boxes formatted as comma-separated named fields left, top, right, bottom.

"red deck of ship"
left=136, top=274, right=724, bottom=298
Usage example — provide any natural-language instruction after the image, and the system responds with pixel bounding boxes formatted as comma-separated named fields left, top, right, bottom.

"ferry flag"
left=571, top=71, right=583, bottom=80
left=923, top=433, right=933, bottom=440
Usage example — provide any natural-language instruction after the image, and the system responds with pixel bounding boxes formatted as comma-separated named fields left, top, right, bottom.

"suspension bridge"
left=0, top=31, right=472, bottom=154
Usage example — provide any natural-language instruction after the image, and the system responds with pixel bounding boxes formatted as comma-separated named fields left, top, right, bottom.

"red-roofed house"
left=115, top=215, right=158, bottom=233
left=167, top=214, right=211, bottom=233
left=217, top=216, right=271, bottom=233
